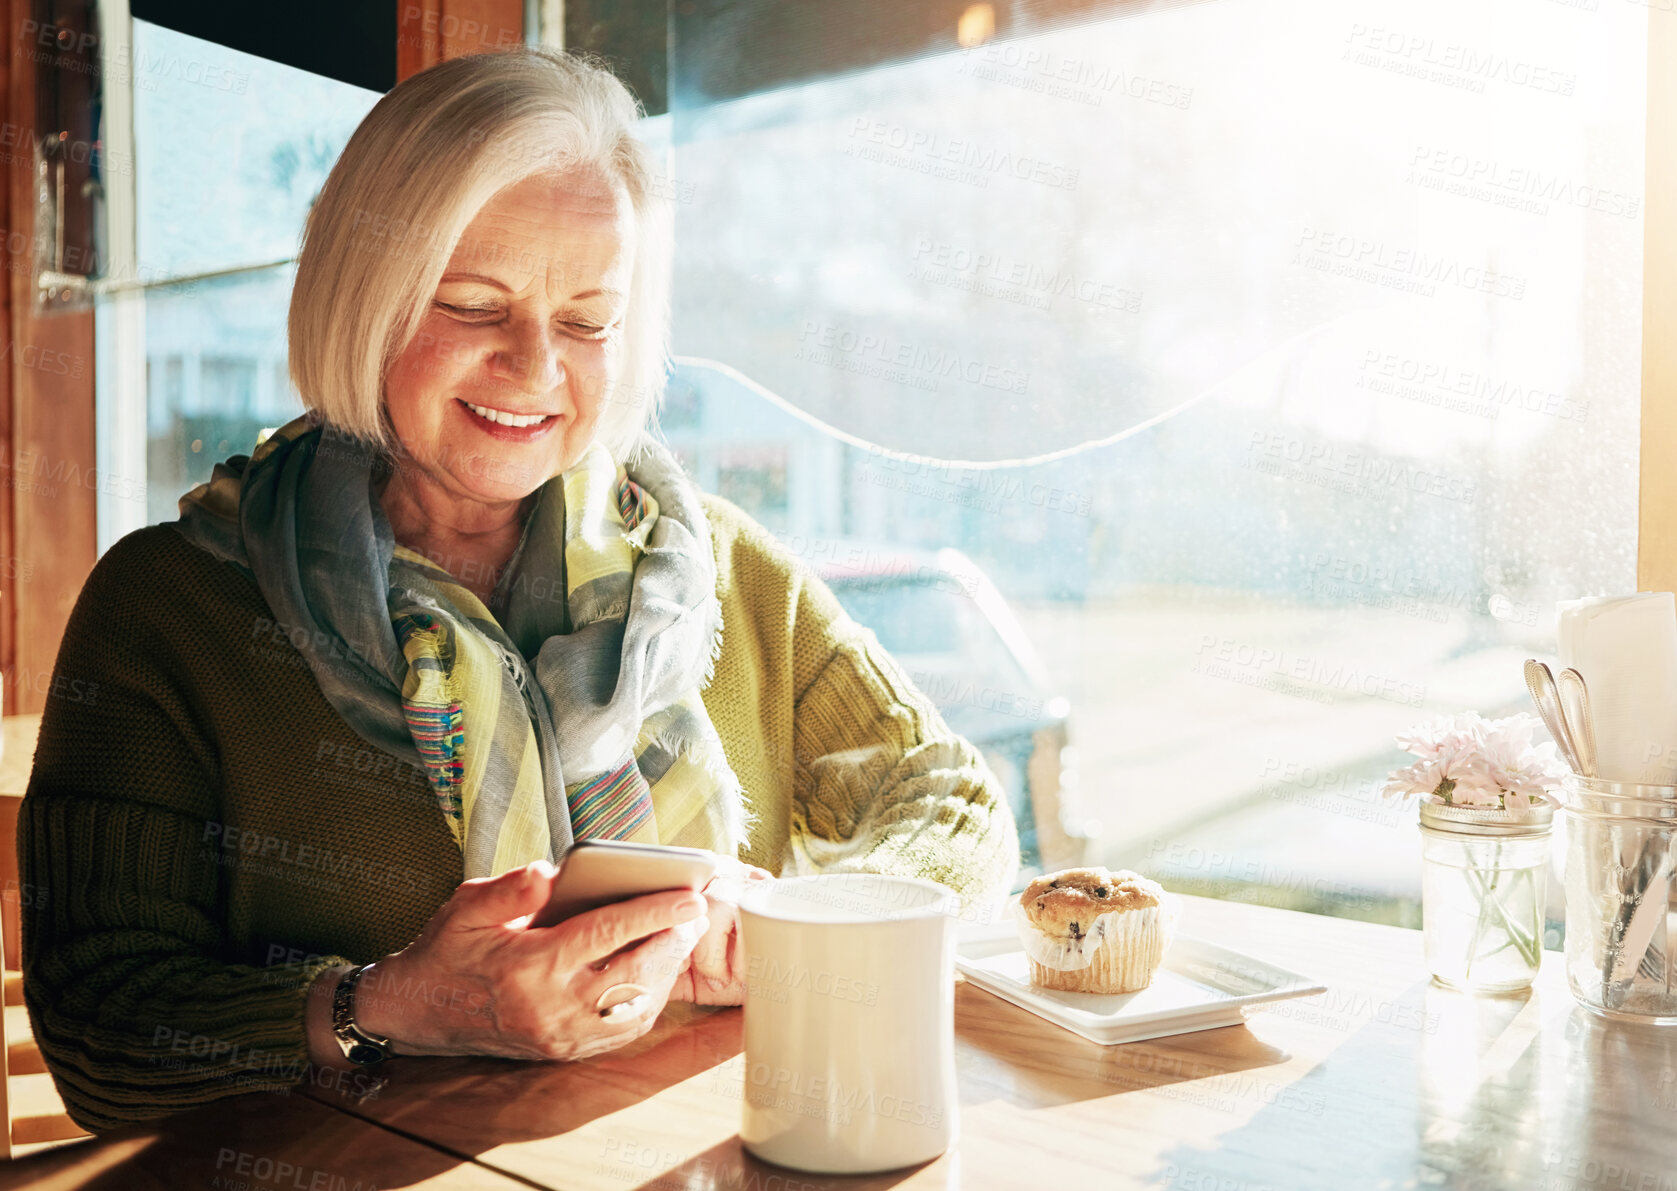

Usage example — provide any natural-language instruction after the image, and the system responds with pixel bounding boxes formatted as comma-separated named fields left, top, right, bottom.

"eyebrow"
left=438, top=272, right=626, bottom=302
left=439, top=272, right=508, bottom=289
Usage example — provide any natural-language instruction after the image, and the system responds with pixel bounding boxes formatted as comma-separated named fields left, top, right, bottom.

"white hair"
left=288, top=46, right=672, bottom=464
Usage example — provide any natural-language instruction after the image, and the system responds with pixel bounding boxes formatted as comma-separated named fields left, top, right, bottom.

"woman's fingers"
left=605, top=917, right=711, bottom=991
left=728, top=912, right=746, bottom=983
left=365, top=871, right=718, bottom=1064
left=673, top=858, right=770, bottom=1002
left=704, top=855, right=773, bottom=887
left=567, top=1012, right=656, bottom=1059
left=441, top=859, right=558, bottom=931
left=563, top=890, right=708, bottom=965
left=688, top=897, right=736, bottom=991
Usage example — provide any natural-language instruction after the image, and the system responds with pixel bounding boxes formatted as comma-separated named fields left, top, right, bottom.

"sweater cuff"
left=32, top=951, right=357, bottom=1134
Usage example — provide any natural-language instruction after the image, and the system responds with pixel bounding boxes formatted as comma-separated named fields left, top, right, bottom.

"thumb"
left=443, top=859, right=556, bottom=930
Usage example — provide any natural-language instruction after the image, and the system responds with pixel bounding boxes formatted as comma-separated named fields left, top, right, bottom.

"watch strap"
left=331, top=963, right=395, bottom=1066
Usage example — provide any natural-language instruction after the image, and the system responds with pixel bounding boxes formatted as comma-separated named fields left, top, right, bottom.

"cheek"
left=386, top=323, right=484, bottom=427
left=403, top=319, right=484, bottom=388
left=388, top=326, right=448, bottom=399
left=381, top=355, right=427, bottom=443
left=568, top=343, right=622, bottom=424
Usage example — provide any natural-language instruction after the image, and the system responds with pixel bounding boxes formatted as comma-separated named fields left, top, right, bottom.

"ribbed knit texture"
left=19, top=493, right=1019, bottom=1132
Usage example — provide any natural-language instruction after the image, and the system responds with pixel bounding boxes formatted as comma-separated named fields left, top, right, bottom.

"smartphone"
left=526, top=839, right=717, bottom=930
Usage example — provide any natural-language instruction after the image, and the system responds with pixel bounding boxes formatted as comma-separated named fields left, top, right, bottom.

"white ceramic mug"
left=737, top=873, right=961, bottom=1174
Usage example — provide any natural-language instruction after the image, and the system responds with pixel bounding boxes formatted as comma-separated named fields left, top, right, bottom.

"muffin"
left=1016, top=867, right=1171, bottom=993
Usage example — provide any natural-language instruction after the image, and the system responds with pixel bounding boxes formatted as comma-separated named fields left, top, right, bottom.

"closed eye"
left=435, top=301, right=496, bottom=319
left=434, top=300, right=616, bottom=339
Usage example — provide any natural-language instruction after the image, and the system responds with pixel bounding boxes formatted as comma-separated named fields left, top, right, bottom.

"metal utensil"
left=1666, top=877, right=1677, bottom=995
left=1557, top=667, right=1598, bottom=779
left=1637, top=923, right=1667, bottom=984
left=1525, top=659, right=1583, bottom=775
left=1606, top=846, right=1671, bottom=1006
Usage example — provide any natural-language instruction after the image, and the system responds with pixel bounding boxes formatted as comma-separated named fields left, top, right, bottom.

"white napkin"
left=1557, top=593, right=1677, bottom=784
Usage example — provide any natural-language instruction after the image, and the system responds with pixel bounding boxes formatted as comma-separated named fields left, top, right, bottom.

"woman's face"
left=383, top=170, right=637, bottom=506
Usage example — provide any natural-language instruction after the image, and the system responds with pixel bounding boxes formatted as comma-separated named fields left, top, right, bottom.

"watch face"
left=347, top=1041, right=386, bottom=1066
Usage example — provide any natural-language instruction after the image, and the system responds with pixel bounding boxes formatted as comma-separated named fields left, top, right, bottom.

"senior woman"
left=19, top=47, right=1017, bottom=1132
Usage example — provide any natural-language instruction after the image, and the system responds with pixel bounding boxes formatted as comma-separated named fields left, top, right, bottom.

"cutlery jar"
left=1560, top=776, right=1677, bottom=1023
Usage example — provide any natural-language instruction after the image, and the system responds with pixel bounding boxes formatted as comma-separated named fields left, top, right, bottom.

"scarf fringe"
left=700, top=595, right=725, bottom=693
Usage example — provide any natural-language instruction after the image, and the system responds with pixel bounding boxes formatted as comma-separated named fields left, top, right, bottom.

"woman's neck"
left=376, top=465, right=535, bottom=602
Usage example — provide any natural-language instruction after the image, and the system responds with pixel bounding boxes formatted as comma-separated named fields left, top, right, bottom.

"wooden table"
left=6, top=895, right=1675, bottom=1190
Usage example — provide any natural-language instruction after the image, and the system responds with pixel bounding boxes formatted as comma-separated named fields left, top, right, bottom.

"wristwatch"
left=331, top=963, right=396, bottom=1066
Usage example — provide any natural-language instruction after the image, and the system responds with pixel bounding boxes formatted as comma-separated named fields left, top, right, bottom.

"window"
left=716, top=446, right=791, bottom=530
left=93, top=4, right=1651, bottom=933
left=101, top=19, right=381, bottom=532
left=660, top=371, right=704, bottom=428
left=662, top=0, right=1646, bottom=927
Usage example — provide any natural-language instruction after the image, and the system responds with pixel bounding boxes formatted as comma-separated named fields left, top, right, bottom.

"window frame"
left=1639, top=7, right=1677, bottom=595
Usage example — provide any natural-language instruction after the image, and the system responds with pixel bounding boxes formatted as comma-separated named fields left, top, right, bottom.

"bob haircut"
left=288, top=46, right=672, bottom=465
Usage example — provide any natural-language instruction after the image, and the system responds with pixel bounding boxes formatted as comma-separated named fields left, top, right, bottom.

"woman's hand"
left=667, top=857, right=774, bottom=1006
left=331, top=860, right=711, bottom=1063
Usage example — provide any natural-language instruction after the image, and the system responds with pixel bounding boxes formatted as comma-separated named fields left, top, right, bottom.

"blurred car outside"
left=805, top=537, right=1102, bottom=883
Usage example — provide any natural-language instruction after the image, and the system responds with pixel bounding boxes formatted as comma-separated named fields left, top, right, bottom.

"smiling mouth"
left=458, top=399, right=557, bottom=428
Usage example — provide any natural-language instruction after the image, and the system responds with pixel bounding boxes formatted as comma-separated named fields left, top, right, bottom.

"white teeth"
left=463, top=401, right=551, bottom=428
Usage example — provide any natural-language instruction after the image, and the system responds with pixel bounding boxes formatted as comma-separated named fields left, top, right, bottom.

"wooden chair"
left=1, top=713, right=89, bottom=1158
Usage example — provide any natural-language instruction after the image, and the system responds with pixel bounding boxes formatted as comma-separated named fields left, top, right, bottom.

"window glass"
left=130, top=21, right=381, bottom=524
left=133, top=21, right=381, bottom=278
left=716, top=446, right=791, bottom=530
left=836, top=580, right=967, bottom=656
left=663, top=0, right=1645, bottom=921
left=138, top=267, right=300, bottom=524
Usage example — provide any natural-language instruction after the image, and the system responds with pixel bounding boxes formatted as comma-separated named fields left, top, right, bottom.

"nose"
left=490, top=318, right=567, bottom=397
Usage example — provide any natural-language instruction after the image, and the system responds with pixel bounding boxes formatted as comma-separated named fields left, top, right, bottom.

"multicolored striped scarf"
left=171, top=412, right=749, bottom=878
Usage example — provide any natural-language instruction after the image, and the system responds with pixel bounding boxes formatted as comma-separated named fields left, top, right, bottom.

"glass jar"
left=1419, top=801, right=1553, bottom=993
left=1560, top=777, right=1677, bottom=1024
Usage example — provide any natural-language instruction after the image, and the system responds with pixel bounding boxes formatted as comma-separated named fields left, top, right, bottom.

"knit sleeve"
left=18, top=536, right=353, bottom=1133
left=783, top=564, right=1021, bottom=910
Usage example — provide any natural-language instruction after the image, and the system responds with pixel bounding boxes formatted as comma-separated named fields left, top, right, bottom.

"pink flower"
left=1475, top=714, right=1566, bottom=808
left=1447, top=759, right=1509, bottom=808
left=1383, top=710, right=1569, bottom=812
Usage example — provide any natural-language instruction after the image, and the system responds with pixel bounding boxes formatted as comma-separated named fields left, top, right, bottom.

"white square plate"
left=956, top=933, right=1328, bottom=1045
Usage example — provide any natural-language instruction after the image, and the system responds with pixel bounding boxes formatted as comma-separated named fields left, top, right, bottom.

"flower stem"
left=1464, top=864, right=1497, bottom=983
left=1461, top=857, right=1540, bottom=980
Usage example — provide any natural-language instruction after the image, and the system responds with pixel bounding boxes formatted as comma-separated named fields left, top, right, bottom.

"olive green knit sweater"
left=19, top=493, right=1018, bottom=1132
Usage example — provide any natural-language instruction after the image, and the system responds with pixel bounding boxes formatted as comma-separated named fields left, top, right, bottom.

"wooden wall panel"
left=397, top=0, right=526, bottom=81
left=0, top=0, right=14, bottom=723
left=2, top=0, right=99, bottom=720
